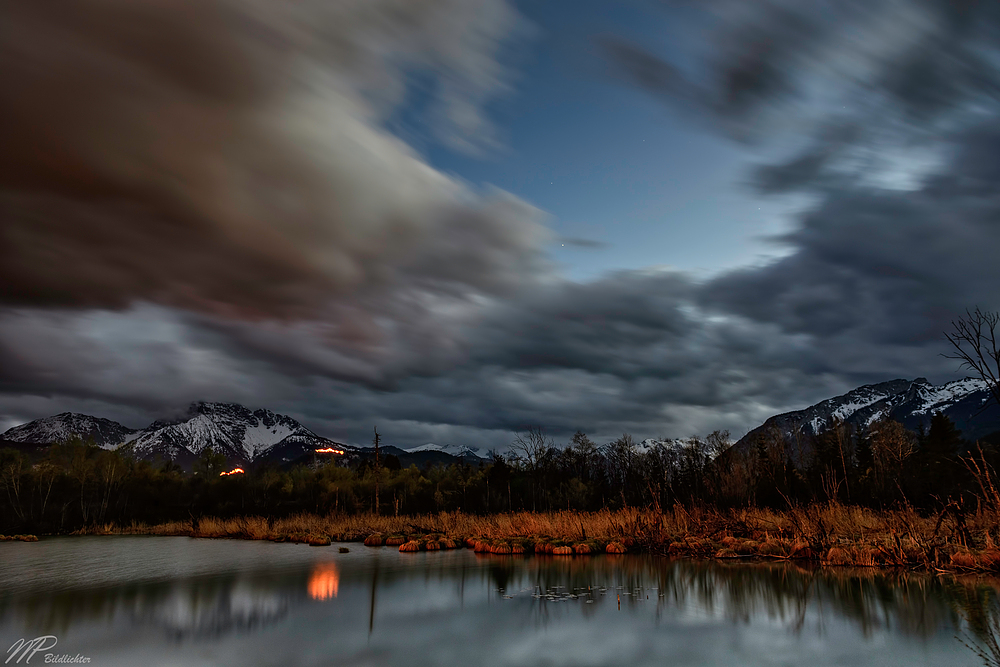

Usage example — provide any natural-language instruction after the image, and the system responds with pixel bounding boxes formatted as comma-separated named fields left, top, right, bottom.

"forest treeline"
left=1, top=413, right=997, bottom=535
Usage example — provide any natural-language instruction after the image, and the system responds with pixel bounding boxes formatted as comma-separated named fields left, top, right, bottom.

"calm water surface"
left=1, top=537, right=998, bottom=666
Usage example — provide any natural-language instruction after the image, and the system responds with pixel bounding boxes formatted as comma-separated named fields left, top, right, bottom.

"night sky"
left=3, top=0, right=999, bottom=450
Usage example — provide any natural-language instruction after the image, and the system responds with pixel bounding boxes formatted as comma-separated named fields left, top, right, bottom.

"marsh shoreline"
left=27, top=505, right=992, bottom=574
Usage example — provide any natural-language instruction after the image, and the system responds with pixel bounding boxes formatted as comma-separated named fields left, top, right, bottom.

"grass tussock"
left=67, top=503, right=1000, bottom=572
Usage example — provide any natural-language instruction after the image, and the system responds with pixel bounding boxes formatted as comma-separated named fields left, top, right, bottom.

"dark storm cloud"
left=0, top=279, right=836, bottom=447
left=0, top=0, right=562, bottom=440
left=5, top=0, right=1000, bottom=448
left=699, top=179, right=1000, bottom=379
left=749, top=123, right=862, bottom=194
left=289, top=269, right=841, bottom=445
left=470, top=272, right=694, bottom=376
left=612, top=0, right=1000, bottom=391
left=392, top=0, right=1000, bottom=444
left=602, top=5, right=823, bottom=142
left=610, top=1, right=1000, bottom=131
left=621, top=1, right=1000, bottom=361
left=0, top=0, right=543, bottom=320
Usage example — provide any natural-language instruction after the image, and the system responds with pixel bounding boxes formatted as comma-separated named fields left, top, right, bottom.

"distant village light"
left=315, top=447, right=344, bottom=455
left=219, top=467, right=245, bottom=476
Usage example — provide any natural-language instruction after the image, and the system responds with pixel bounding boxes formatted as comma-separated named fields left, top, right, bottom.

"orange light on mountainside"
left=315, top=447, right=344, bottom=455
left=308, top=563, right=340, bottom=600
left=219, top=467, right=245, bottom=476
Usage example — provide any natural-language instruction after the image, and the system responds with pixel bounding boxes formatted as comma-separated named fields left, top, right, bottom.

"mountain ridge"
left=735, top=377, right=999, bottom=451
left=5, top=376, right=997, bottom=468
left=2, top=412, right=138, bottom=450
left=1, top=402, right=351, bottom=467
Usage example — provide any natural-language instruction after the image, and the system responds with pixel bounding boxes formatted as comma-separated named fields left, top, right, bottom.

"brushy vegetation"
left=66, top=503, right=1000, bottom=572
left=5, top=410, right=1000, bottom=572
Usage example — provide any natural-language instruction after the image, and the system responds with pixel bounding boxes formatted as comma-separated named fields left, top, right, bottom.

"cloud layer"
left=3, top=0, right=1000, bottom=448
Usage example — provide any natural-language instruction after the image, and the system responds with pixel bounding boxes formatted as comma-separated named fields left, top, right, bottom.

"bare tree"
left=868, top=418, right=915, bottom=493
left=511, top=427, right=550, bottom=511
left=945, top=307, right=1000, bottom=409
left=373, top=426, right=381, bottom=515
left=605, top=433, right=637, bottom=504
left=704, top=429, right=731, bottom=460
left=510, top=427, right=549, bottom=471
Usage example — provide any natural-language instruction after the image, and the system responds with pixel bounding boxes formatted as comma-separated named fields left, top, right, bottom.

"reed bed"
left=67, top=503, right=1000, bottom=572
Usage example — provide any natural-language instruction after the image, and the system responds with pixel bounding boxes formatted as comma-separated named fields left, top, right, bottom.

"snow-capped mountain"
left=637, top=437, right=699, bottom=452
left=404, top=443, right=483, bottom=459
left=736, top=377, right=999, bottom=451
left=2, top=402, right=350, bottom=466
left=636, top=437, right=723, bottom=458
left=121, top=402, right=349, bottom=465
left=1, top=413, right=137, bottom=449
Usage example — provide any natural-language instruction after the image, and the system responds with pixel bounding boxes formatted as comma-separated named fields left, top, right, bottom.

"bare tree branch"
left=511, top=426, right=550, bottom=511
left=944, top=307, right=1000, bottom=411
left=510, top=426, right=548, bottom=471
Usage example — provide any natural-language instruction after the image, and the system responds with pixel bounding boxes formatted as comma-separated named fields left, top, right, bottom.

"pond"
left=1, top=537, right=997, bottom=666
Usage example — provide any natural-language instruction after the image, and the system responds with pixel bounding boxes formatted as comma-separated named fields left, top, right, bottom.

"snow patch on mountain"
left=736, top=376, right=1000, bottom=453
left=2, top=413, right=137, bottom=449
left=404, top=443, right=483, bottom=458
left=2, top=402, right=349, bottom=466
left=864, top=408, right=889, bottom=427
left=832, top=395, right=890, bottom=421
left=912, top=378, right=989, bottom=415
left=637, top=437, right=721, bottom=457
left=242, top=422, right=296, bottom=455
left=125, top=402, right=333, bottom=462
left=809, top=384, right=900, bottom=432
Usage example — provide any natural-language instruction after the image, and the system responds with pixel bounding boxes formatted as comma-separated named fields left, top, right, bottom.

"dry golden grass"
left=824, top=547, right=851, bottom=565
left=67, top=503, right=1000, bottom=572
left=399, top=540, right=420, bottom=552
left=606, top=541, right=627, bottom=554
left=953, top=551, right=978, bottom=568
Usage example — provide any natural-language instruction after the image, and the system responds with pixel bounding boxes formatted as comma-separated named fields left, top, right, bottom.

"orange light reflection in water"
left=308, top=563, right=340, bottom=600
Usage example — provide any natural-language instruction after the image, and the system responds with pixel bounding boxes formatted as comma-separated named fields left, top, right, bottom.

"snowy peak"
left=909, top=377, right=989, bottom=415
left=134, top=402, right=307, bottom=459
left=1, top=413, right=136, bottom=449
left=806, top=378, right=915, bottom=433
left=637, top=438, right=701, bottom=454
left=738, top=377, right=999, bottom=451
left=3, top=402, right=349, bottom=466
left=404, top=443, right=483, bottom=459
left=126, top=402, right=340, bottom=463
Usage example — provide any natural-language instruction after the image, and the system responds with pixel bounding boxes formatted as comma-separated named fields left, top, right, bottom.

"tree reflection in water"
left=478, top=554, right=1000, bottom=658
left=950, top=577, right=1000, bottom=666
left=6, top=543, right=1000, bottom=665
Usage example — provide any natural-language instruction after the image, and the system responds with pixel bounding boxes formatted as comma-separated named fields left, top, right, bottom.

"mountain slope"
left=1, top=413, right=137, bottom=449
left=637, top=437, right=708, bottom=454
left=404, top=443, right=484, bottom=461
left=736, top=377, right=999, bottom=451
left=3, top=402, right=351, bottom=466
left=123, top=402, right=349, bottom=464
